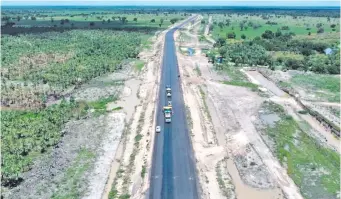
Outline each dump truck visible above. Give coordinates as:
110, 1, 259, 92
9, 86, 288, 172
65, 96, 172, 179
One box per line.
163, 106, 172, 123
166, 85, 172, 97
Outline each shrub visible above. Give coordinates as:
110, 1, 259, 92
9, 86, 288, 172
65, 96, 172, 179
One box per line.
227, 32, 236, 39
261, 30, 274, 39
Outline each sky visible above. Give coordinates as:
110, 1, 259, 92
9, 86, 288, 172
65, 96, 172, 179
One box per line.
1, 0, 340, 6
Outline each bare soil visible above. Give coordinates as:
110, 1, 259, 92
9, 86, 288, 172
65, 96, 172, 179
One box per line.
174, 17, 302, 199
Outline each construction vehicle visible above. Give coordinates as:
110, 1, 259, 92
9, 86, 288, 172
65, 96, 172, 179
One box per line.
163, 106, 172, 123
166, 85, 172, 97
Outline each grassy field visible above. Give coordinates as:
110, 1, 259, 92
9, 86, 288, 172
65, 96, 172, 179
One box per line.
290, 74, 340, 102
2, 10, 185, 29
210, 14, 340, 40
262, 101, 340, 199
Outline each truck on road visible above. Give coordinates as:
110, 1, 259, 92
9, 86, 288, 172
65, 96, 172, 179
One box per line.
163, 106, 172, 123
166, 85, 172, 97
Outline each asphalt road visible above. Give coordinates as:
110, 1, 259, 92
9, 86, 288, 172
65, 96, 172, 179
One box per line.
149, 17, 199, 199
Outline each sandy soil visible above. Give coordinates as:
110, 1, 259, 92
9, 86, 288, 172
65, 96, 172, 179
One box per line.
204, 16, 215, 44
100, 27, 168, 199
174, 17, 303, 199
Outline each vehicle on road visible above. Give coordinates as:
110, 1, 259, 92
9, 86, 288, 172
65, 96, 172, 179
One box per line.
163, 106, 172, 123
156, 126, 161, 133
168, 101, 172, 106
166, 85, 172, 97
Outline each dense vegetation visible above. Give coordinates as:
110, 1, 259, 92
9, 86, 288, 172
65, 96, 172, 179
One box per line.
1, 99, 81, 186
1, 13, 153, 187
1, 30, 145, 108
205, 13, 340, 74
1, 94, 118, 186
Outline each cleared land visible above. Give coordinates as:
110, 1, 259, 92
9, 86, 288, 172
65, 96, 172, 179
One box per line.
175, 14, 340, 199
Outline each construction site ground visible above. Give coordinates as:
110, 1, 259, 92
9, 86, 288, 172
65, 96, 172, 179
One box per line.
174, 16, 340, 199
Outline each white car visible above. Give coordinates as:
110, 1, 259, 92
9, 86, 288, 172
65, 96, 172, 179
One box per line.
156, 126, 161, 133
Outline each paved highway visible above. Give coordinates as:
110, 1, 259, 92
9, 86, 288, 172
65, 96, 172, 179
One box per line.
149, 17, 199, 199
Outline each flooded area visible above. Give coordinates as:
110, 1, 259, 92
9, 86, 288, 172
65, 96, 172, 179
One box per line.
259, 112, 281, 127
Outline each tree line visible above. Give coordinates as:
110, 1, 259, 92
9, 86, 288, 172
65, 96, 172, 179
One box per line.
214, 29, 340, 74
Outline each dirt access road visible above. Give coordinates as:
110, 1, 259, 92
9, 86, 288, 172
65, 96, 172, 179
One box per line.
174, 16, 303, 199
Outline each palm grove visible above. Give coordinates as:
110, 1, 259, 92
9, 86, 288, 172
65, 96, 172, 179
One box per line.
1, 29, 145, 185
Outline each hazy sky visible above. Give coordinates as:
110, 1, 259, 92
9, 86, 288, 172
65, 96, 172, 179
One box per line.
2, 0, 340, 6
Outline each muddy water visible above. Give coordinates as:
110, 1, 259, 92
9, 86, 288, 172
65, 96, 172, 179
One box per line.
227, 158, 284, 199
107, 78, 141, 121
259, 113, 281, 127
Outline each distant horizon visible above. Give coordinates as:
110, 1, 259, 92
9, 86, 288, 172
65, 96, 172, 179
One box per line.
2, 0, 340, 7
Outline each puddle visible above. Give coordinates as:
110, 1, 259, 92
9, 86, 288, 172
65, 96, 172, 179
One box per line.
107, 78, 141, 121
226, 158, 284, 199
259, 113, 281, 127
188, 47, 194, 56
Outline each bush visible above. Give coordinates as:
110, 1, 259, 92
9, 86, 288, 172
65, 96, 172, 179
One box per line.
261, 30, 274, 39
281, 26, 290, 30
317, 28, 324, 34
219, 43, 271, 66
241, 34, 246, 39
214, 37, 226, 47
227, 32, 236, 39
298, 110, 308, 114
284, 58, 304, 70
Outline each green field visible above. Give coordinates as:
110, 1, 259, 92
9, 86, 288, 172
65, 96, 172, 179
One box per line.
263, 101, 340, 199
210, 14, 340, 40
2, 10, 185, 29
291, 73, 340, 102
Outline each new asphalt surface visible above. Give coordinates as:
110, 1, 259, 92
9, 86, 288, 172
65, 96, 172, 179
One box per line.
149, 16, 199, 199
